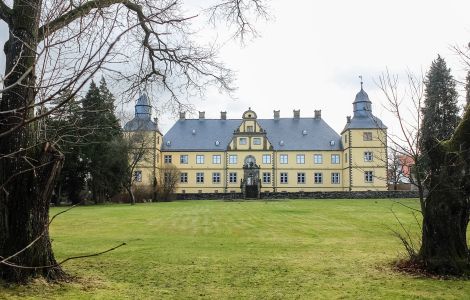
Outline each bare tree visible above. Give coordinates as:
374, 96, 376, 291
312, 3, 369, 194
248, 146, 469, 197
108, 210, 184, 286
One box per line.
0, 0, 268, 282
123, 131, 153, 205
378, 69, 470, 275
156, 163, 179, 201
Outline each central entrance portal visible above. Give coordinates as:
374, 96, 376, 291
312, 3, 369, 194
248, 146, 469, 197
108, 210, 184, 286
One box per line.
241, 155, 260, 199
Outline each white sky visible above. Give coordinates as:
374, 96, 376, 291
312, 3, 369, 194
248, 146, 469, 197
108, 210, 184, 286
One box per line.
1, 0, 470, 136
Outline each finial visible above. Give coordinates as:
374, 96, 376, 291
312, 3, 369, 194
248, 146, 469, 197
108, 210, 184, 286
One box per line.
359, 75, 363, 89
249, 107, 251, 110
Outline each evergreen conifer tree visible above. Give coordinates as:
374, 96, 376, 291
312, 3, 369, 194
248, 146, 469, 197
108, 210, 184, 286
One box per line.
417, 55, 470, 275
421, 55, 460, 145
81, 79, 127, 203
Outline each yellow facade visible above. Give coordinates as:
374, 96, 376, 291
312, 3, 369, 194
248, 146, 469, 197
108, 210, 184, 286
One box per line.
125, 87, 388, 196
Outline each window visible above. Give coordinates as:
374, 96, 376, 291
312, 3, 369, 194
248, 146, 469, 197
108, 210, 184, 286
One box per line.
180, 172, 188, 183
247, 125, 254, 132
365, 171, 374, 182
331, 154, 340, 164
314, 172, 323, 184
164, 155, 172, 164
180, 155, 188, 164
229, 155, 237, 164
280, 154, 288, 164
212, 155, 221, 164
239, 137, 247, 145
363, 132, 372, 141
296, 154, 305, 164
229, 172, 237, 183
345, 153, 348, 163
297, 172, 306, 184
262, 154, 271, 164
345, 134, 348, 143
280, 172, 288, 184
331, 172, 340, 184
196, 155, 204, 164
364, 151, 373, 162
164, 172, 171, 184
212, 172, 221, 183
196, 172, 204, 183
134, 170, 142, 182
263, 172, 271, 184
314, 154, 323, 164
253, 138, 261, 145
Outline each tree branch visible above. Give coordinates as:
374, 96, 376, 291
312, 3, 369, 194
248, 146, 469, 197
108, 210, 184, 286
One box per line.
38, 0, 130, 41
0, 0, 12, 25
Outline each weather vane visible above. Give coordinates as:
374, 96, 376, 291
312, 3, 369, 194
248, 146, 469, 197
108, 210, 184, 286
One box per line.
359, 75, 363, 89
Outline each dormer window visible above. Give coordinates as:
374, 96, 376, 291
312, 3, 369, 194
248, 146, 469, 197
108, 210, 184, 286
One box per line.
247, 125, 254, 132
215, 140, 220, 146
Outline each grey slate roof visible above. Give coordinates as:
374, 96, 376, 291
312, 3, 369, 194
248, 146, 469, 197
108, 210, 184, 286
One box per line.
123, 93, 160, 132
258, 118, 342, 150
162, 119, 242, 151
341, 88, 387, 133
124, 117, 159, 132
162, 118, 342, 151
341, 114, 387, 133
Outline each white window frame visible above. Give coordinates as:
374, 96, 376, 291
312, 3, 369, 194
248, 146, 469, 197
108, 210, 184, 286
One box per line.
180, 155, 188, 164
314, 154, 323, 164
280, 172, 288, 184
196, 172, 204, 183
262, 154, 271, 164
364, 151, 373, 162
296, 154, 305, 164
331, 154, 340, 164
331, 172, 340, 184
229, 155, 237, 164
229, 172, 237, 183
263, 172, 271, 184
297, 172, 306, 184
164, 155, 172, 164
212, 155, 221, 164
212, 172, 221, 183
365, 171, 374, 182
134, 170, 142, 182
196, 155, 204, 164
280, 154, 288, 164
314, 172, 323, 184
180, 172, 188, 183
239, 137, 247, 145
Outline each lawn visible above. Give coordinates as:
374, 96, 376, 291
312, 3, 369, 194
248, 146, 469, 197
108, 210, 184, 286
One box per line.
1, 199, 469, 299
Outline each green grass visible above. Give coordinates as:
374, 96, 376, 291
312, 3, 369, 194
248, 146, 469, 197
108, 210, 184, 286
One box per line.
1, 199, 469, 299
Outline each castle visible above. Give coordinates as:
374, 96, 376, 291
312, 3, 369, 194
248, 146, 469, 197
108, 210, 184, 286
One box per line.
123, 85, 387, 198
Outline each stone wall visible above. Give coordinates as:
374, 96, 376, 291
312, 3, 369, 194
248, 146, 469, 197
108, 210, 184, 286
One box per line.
176, 190, 419, 200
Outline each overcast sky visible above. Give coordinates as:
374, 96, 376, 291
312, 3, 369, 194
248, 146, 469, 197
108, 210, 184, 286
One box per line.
2, 0, 470, 136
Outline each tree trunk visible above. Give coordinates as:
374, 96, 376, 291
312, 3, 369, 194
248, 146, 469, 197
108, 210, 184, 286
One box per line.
419, 111, 470, 275
125, 185, 135, 205
420, 160, 470, 274
0, 1, 66, 282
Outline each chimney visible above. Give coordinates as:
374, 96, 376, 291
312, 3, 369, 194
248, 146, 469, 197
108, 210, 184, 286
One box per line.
273, 110, 280, 120
220, 111, 227, 120
293, 109, 300, 119
347, 116, 351, 123
179, 112, 186, 120
199, 111, 205, 119
314, 110, 321, 119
